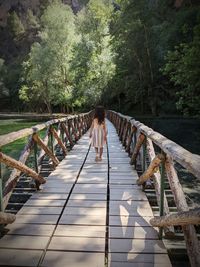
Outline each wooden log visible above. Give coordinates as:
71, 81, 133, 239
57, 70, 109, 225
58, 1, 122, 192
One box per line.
32, 133, 59, 166
84, 116, 87, 131
165, 156, 200, 267
3, 137, 33, 209
126, 126, 137, 154
50, 127, 67, 155
0, 117, 67, 148
108, 111, 200, 179
80, 116, 84, 133
86, 115, 90, 130
37, 127, 50, 167
73, 118, 79, 137
69, 119, 78, 141
137, 154, 164, 185
83, 116, 87, 130
145, 138, 175, 236
114, 113, 117, 125
108, 111, 131, 121
0, 152, 46, 190
122, 121, 129, 147
130, 133, 145, 165
0, 112, 91, 148
51, 125, 59, 150
130, 118, 200, 179
150, 208, 200, 227
119, 119, 126, 140
84, 115, 88, 131
85, 115, 89, 130
77, 116, 82, 137
117, 117, 121, 135
0, 212, 16, 224
119, 118, 124, 137
61, 122, 74, 147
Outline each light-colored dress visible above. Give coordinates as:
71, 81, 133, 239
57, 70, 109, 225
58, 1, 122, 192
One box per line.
91, 119, 106, 148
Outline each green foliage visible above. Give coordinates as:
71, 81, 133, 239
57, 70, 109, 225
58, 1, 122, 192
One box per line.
0, 58, 9, 98
104, 1, 200, 116
20, 1, 77, 113
26, 9, 39, 29
71, 0, 115, 108
163, 23, 200, 116
1, 0, 200, 116
7, 11, 25, 38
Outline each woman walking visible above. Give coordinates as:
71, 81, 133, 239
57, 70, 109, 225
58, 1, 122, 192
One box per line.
89, 106, 107, 161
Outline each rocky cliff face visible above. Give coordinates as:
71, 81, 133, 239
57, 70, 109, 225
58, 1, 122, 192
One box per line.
0, 0, 40, 27
0, 0, 80, 27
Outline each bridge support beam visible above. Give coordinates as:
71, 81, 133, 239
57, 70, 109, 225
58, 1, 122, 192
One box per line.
165, 156, 200, 267
150, 208, 200, 227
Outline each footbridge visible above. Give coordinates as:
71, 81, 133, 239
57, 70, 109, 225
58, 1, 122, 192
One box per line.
0, 111, 199, 267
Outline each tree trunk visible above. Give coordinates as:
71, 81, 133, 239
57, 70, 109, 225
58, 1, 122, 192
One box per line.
43, 79, 52, 114
46, 101, 52, 114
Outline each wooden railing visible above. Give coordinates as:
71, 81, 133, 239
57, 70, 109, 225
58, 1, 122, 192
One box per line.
107, 110, 200, 267
0, 112, 93, 224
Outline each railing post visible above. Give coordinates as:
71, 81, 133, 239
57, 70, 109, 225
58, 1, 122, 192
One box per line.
0, 155, 3, 212
159, 152, 166, 239
142, 137, 146, 173
122, 121, 129, 146
0, 154, 4, 234
50, 127, 54, 154
33, 141, 40, 190
60, 124, 65, 144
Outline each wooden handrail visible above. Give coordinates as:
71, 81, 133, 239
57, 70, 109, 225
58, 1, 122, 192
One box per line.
108, 110, 200, 267
109, 110, 200, 178
0, 112, 91, 148
0, 111, 93, 215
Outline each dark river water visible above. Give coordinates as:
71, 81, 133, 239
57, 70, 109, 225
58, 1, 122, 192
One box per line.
136, 117, 200, 155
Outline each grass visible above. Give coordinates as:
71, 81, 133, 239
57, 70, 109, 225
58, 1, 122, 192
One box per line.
0, 119, 41, 135
0, 119, 46, 184
0, 119, 43, 158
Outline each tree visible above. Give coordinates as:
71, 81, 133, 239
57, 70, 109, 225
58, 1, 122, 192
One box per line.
7, 11, 25, 39
19, 0, 76, 113
163, 22, 200, 116
104, 0, 200, 115
0, 59, 9, 98
70, 0, 115, 108
26, 9, 39, 30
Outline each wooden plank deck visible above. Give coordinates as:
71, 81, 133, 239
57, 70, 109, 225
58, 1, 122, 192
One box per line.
0, 121, 172, 267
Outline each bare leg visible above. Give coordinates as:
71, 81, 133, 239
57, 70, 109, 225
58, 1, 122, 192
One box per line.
99, 147, 103, 160
95, 147, 99, 161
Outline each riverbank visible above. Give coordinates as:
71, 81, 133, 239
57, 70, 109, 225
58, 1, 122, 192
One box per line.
0, 112, 67, 120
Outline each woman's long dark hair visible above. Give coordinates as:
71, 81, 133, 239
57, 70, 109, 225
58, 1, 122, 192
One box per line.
94, 106, 105, 124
